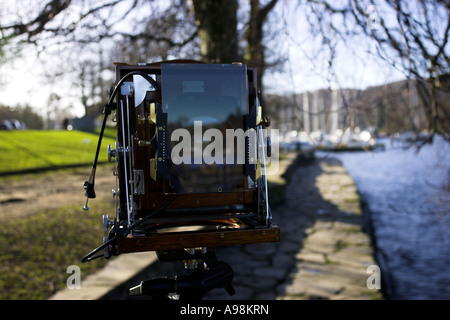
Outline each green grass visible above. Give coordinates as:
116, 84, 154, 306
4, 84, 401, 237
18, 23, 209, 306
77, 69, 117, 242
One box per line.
97, 126, 117, 141
0, 129, 118, 299
0, 130, 116, 174
0, 201, 114, 300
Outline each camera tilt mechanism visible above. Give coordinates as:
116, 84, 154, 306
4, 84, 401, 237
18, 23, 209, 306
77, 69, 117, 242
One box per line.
81, 60, 279, 299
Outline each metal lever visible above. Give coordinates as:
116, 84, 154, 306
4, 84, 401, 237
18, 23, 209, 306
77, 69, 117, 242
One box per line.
83, 172, 96, 211
83, 179, 95, 211
83, 198, 89, 211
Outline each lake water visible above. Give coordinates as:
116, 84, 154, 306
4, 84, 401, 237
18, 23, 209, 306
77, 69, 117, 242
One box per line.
319, 135, 450, 299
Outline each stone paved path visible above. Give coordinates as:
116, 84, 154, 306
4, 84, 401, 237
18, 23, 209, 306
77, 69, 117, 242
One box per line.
202, 157, 382, 300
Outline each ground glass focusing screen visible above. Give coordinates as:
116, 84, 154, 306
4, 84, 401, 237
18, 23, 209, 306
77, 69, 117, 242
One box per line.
161, 63, 250, 195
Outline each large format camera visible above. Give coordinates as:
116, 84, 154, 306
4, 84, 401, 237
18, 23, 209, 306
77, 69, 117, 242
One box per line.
82, 60, 279, 299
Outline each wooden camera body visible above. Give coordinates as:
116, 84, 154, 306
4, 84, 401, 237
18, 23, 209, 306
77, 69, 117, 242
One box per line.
84, 60, 279, 263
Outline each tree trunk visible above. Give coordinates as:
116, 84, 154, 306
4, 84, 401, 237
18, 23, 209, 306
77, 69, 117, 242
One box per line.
191, 0, 240, 63
246, 0, 278, 107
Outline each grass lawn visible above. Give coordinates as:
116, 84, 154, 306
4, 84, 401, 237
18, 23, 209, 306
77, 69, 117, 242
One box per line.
0, 129, 116, 174
0, 129, 118, 299
0, 201, 114, 300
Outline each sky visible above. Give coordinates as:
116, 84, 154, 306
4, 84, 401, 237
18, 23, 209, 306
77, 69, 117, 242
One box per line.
268, 1, 406, 94
0, 0, 408, 120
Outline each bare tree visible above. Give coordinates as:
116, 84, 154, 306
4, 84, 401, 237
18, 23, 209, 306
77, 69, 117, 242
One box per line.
0, 0, 278, 65
246, 0, 279, 90
0, 0, 282, 118
300, 0, 450, 141
191, 0, 240, 62
0, 1, 196, 60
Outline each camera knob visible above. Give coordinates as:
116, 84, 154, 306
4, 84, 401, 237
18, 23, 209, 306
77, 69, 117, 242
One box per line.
107, 144, 116, 162
103, 214, 114, 232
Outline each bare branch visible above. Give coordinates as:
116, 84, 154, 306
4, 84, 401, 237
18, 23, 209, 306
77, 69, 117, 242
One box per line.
2, 0, 72, 40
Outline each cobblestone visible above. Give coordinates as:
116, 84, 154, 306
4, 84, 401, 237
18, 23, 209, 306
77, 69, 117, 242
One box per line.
203, 156, 383, 300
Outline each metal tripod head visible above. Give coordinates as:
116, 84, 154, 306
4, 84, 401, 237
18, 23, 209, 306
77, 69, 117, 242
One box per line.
128, 249, 235, 300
